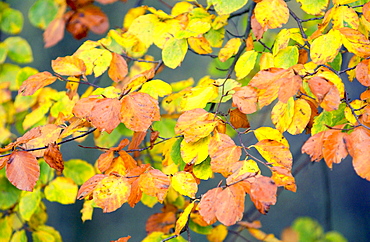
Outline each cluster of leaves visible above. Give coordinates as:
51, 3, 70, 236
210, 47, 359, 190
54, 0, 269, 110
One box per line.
1, 0, 370, 241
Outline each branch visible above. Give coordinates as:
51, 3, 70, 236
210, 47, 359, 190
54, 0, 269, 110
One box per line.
289, 8, 310, 48
344, 92, 370, 130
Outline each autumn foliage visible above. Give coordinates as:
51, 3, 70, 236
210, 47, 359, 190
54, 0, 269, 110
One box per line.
1, 0, 369, 241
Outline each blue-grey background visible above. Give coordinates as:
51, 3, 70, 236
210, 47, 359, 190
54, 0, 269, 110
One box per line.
2, 0, 370, 241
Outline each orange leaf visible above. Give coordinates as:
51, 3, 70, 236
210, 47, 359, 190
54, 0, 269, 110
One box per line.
104, 156, 127, 176
18, 71, 57, 96
15, 126, 42, 146
78, 5, 109, 35
209, 131, 241, 174
24, 124, 62, 157
97, 150, 115, 173
77, 174, 107, 200
232, 86, 258, 114
364, 2, 370, 22
6, 151, 40, 191
308, 77, 340, 111
120, 92, 160, 132
93, 176, 131, 213
52, 55, 86, 76
198, 187, 222, 225
301, 131, 325, 162
111, 236, 132, 242
251, 14, 267, 40
108, 53, 128, 83
73, 96, 100, 119
339, 27, 370, 58
278, 74, 302, 103
270, 166, 296, 192
322, 130, 349, 168
355, 59, 370, 87
215, 183, 245, 226
347, 127, 370, 180
248, 176, 277, 214
138, 169, 170, 202
43, 17, 65, 48
90, 98, 121, 133
175, 108, 220, 143
44, 143, 64, 172
146, 211, 176, 234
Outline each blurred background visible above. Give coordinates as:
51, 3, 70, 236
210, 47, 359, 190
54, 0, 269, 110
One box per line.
2, 0, 370, 241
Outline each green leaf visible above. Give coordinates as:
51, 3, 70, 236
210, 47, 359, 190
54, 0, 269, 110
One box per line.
193, 156, 213, 180
188, 219, 213, 235
208, 0, 248, 15
323, 231, 347, 242
0, 216, 12, 242
140, 79, 172, 99
16, 66, 39, 88
0, 8, 23, 34
152, 118, 176, 138
0, 63, 21, 90
38, 159, 54, 185
94, 123, 131, 148
234, 50, 258, 80
0, 42, 7, 64
328, 53, 342, 72
19, 189, 42, 221
63, 159, 95, 185
4, 37, 33, 64
29, 202, 48, 230
10, 229, 27, 242
0, 176, 22, 210
273, 46, 299, 69
171, 137, 186, 170
28, 0, 58, 29
44, 177, 78, 204
311, 103, 347, 135
292, 217, 323, 241
34, 225, 62, 242
204, 27, 225, 48
162, 38, 188, 69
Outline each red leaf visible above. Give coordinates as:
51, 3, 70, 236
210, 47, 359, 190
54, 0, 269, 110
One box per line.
6, 151, 40, 191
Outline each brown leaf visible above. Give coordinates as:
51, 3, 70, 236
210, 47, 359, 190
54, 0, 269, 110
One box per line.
138, 169, 170, 202
215, 183, 245, 226
78, 5, 109, 34
120, 92, 160, 132
229, 108, 250, 129
248, 176, 277, 214
44, 143, 64, 172
198, 187, 222, 225
232, 86, 258, 114
77, 174, 107, 200
6, 151, 40, 191
44, 17, 66, 48
18, 72, 58, 96
146, 211, 176, 234
108, 53, 128, 83
65, 11, 89, 39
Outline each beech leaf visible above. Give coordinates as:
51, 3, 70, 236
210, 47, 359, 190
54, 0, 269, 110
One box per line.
52, 56, 86, 76
18, 71, 57, 96
171, 171, 198, 198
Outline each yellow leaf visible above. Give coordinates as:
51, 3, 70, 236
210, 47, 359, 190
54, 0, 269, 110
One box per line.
332, 6, 359, 30
162, 38, 188, 69
310, 30, 342, 65
127, 14, 159, 48
175, 201, 195, 235
171, 2, 193, 16
218, 38, 241, 62
296, 0, 329, 15
347, 55, 361, 81
316, 69, 345, 98
44, 177, 78, 205
287, 99, 312, 135
171, 171, 198, 198
180, 135, 210, 165
73, 45, 111, 77
93, 176, 131, 213
259, 52, 274, 70
123, 6, 146, 29
339, 27, 370, 58
175, 108, 220, 143
80, 200, 94, 222
207, 224, 228, 242
272, 29, 291, 55
344, 99, 365, 124
51, 56, 86, 76
153, 20, 182, 49
234, 50, 258, 80
271, 97, 295, 133
188, 36, 213, 55
180, 80, 218, 111
255, 0, 289, 29
140, 79, 172, 99
226, 159, 260, 185
254, 127, 289, 147
253, 140, 293, 169
333, 0, 358, 5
